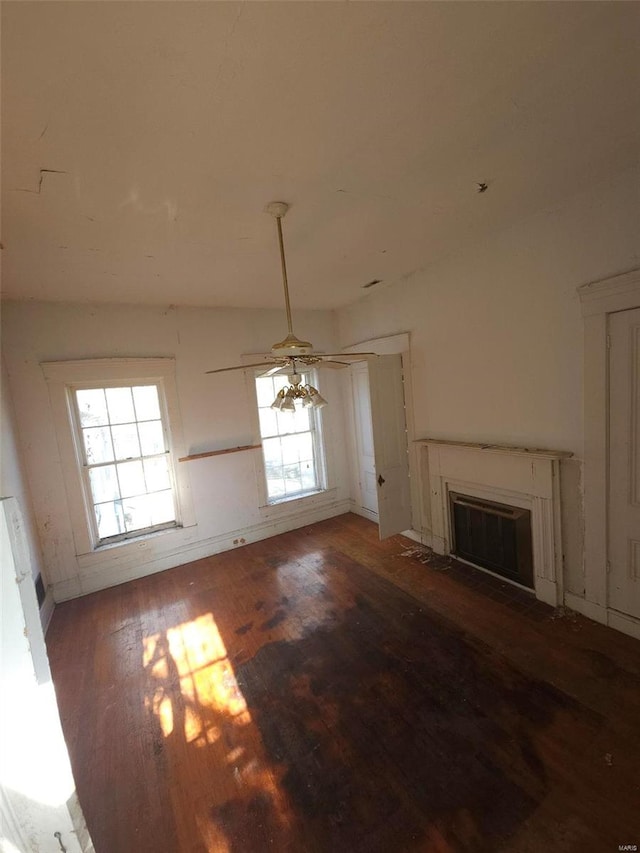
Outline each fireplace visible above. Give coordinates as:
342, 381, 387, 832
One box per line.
449, 491, 533, 588
418, 438, 573, 606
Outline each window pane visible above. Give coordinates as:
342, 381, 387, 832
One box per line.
292, 407, 311, 433
76, 388, 108, 427
149, 490, 175, 525
301, 461, 317, 490
296, 432, 314, 462
276, 406, 310, 434
95, 500, 125, 539
282, 435, 301, 465
83, 426, 114, 464
138, 420, 166, 455
111, 423, 141, 460
284, 463, 303, 495
144, 457, 171, 492
256, 376, 276, 407
117, 460, 146, 498
105, 387, 135, 424
273, 374, 290, 393
133, 385, 161, 421
89, 465, 120, 504
123, 495, 153, 531
262, 437, 282, 469
258, 407, 278, 438
266, 476, 285, 499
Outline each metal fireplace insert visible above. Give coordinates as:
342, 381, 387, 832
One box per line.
449, 491, 534, 589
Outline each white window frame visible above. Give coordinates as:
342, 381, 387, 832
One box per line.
254, 367, 328, 506
69, 381, 179, 545
242, 361, 338, 514
42, 358, 196, 556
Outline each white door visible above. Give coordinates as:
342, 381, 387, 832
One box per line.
0, 498, 94, 852
608, 307, 640, 619
351, 362, 379, 516
368, 354, 412, 539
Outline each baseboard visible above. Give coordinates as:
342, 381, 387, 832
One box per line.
52, 499, 351, 601
607, 609, 640, 641
52, 577, 83, 603
349, 502, 379, 524
400, 528, 430, 546
564, 592, 608, 625
563, 593, 640, 640
535, 576, 561, 607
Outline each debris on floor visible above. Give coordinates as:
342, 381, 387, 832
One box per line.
399, 545, 452, 571
548, 606, 581, 628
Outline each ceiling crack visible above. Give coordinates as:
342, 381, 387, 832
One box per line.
11, 168, 68, 195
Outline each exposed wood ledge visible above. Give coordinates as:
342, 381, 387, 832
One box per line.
415, 438, 573, 460
179, 444, 261, 462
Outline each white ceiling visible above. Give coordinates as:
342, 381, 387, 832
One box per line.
2, 2, 639, 311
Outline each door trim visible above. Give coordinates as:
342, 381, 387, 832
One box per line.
343, 333, 420, 535
579, 268, 640, 632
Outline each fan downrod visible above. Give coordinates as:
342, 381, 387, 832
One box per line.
265, 200, 313, 356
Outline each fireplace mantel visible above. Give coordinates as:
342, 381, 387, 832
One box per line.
417, 438, 573, 460
416, 438, 571, 606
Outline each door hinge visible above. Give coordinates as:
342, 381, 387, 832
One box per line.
606, 560, 611, 574
606, 334, 611, 350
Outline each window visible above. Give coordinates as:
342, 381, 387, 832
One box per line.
42, 358, 195, 556
71, 384, 177, 543
255, 371, 326, 503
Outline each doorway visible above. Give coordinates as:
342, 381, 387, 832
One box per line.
344, 334, 415, 541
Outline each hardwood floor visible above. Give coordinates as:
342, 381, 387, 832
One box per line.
47, 513, 640, 853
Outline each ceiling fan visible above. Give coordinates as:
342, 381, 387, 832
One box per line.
205, 201, 376, 408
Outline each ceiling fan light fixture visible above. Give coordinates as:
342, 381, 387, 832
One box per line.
270, 388, 286, 410
306, 386, 328, 409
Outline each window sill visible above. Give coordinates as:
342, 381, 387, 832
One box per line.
76, 522, 199, 569
266, 488, 326, 507
92, 522, 182, 553
258, 487, 338, 519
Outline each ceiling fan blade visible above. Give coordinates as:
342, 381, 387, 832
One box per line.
258, 364, 288, 377
315, 352, 378, 360
205, 361, 281, 375
317, 360, 352, 369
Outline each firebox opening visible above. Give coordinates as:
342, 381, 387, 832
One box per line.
449, 491, 534, 590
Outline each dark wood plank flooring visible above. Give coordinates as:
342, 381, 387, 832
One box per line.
47, 513, 640, 853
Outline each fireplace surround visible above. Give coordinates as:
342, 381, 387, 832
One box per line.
417, 439, 572, 606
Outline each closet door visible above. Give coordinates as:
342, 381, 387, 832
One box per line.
608, 307, 640, 620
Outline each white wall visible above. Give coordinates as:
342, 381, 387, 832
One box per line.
1, 302, 351, 600
337, 166, 640, 597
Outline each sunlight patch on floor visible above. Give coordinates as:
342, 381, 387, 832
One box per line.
143, 613, 250, 746
142, 612, 296, 850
